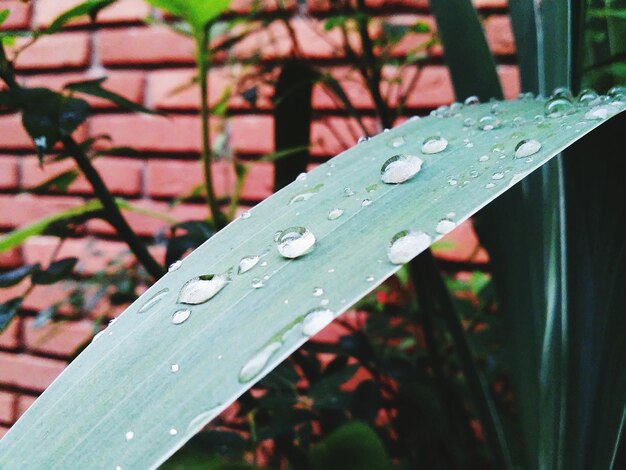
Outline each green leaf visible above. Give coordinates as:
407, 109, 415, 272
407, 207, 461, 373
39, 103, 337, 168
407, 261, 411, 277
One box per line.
64, 77, 161, 115
308, 422, 391, 470
0, 297, 22, 332
31, 258, 79, 285
46, 0, 115, 34
0, 99, 622, 468
146, 0, 231, 31
0, 264, 40, 288
0, 9, 10, 27
27, 169, 80, 193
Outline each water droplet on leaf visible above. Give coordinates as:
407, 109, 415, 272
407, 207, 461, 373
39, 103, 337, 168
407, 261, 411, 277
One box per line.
328, 208, 344, 220
464, 96, 480, 106
421, 136, 448, 154
168, 260, 182, 272
171, 309, 191, 325
387, 230, 432, 265
178, 273, 229, 305
313, 287, 324, 297
361, 199, 372, 207
302, 308, 335, 337
276, 227, 316, 259
380, 154, 424, 184
545, 97, 575, 118
238, 255, 260, 274
252, 278, 264, 289
239, 341, 282, 383
436, 219, 456, 235
514, 139, 541, 158
138, 288, 169, 314
478, 115, 501, 131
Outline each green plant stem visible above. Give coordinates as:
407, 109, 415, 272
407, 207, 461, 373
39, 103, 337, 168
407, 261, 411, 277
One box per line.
61, 136, 164, 280
196, 25, 226, 230
410, 251, 512, 470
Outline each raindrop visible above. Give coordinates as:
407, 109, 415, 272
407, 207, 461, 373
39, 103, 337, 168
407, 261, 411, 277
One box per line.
169, 428, 178, 436
260, 261, 268, 267
320, 298, 330, 306
577, 89, 599, 106
171, 309, 191, 325
302, 308, 335, 337
491, 143, 505, 154
545, 97, 575, 118
296, 172, 307, 182
170, 364, 179, 373
238, 255, 260, 274
491, 103, 503, 115
485, 182, 496, 189
358, 136, 369, 144
92, 330, 105, 342
551, 86, 573, 100
470, 170, 479, 178
168, 260, 182, 272
252, 278, 264, 289
178, 273, 229, 305
512, 116, 526, 127
380, 154, 424, 184
463, 117, 476, 127
492, 172, 505, 180
436, 219, 456, 235
534, 115, 546, 125
328, 208, 345, 220
608, 86, 625, 99
239, 341, 282, 383
464, 95, 480, 106
138, 288, 169, 314
447, 178, 458, 187
421, 136, 448, 154
514, 139, 541, 158
276, 227, 316, 259
313, 287, 324, 297
366, 275, 375, 282
125, 431, 134, 442
450, 102, 463, 113
465, 142, 474, 148
240, 211, 251, 220
289, 183, 324, 204
361, 199, 372, 207
479, 155, 490, 162
388, 136, 406, 148
328, 268, 335, 273
273, 230, 282, 242
478, 115, 501, 131
344, 187, 355, 197
388, 230, 433, 265
584, 106, 609, 120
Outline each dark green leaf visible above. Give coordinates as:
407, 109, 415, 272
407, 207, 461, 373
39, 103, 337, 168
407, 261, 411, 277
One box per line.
0, 297, 22, 332
27, 169, 79, 193
0, 263, 40, 288
324, 15, 346, 31
0, 9, 10, 27
47, 0, 115, 34
32, 257, 79, 285
64, 77, 161, 115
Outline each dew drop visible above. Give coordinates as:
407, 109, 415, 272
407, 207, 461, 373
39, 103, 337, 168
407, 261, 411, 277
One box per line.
344, 187, 355, 197
380, 154, 424, 184
545, 97, 575, 118
608, 86, 625, 100
168, 260, 182, 272
534, 115, 546, 125
447, 178, 458, 187
514, 139, 541, 158
492, 172, 505, 180
170, 364, 179, 373
240, 211, 251, 220
577, 89, 599, 106
479, 155, 490, 162
366, 275, 375, 282
260, 261, 268, 267
238, 255, 261, 274
273, 230, 282, 242
138, 288, 169, 314
512, 116, 526, 127
421, 136, 448, 154
302, 308, 335, 337
387, 230, 433, 265
328, 268, 335, 273
491, 103, 503, 115
485, 182, 496, 189
313, 287, 324, 297
470, 170, 479, 178
551, 86, 573, 100
463, 117, 476, 127
125, 431, 134, 441
169, 428, 178, 436
328, 208, 345, 220
584, 106, 610, 120
361, 199, 372, 207
171, 309, 191, 325
320, 298, 330, 306
464, 95, 480, 106
296, 172, 307, 182
276, 227, 316, 259
478, 115, 501, 131
358, 136, 369, 144
252, 278, 264, 289
289, 183, 323, 204
436, 219, 456, 235
178, 273, 229, 305
239, 341, 282, 383
388, 136, 406, 148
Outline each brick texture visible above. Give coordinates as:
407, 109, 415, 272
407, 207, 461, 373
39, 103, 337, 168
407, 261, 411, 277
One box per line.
0, 0, 515, 433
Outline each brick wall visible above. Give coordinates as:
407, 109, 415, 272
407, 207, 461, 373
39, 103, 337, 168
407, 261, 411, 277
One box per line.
0, 0, 516, 437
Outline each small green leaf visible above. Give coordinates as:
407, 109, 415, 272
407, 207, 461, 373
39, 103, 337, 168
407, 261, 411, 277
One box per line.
47, 0, 115, 34
0, 297, 22, 332
0, 9, 10, 27
32, 258, 79, 285
27, 169, 79, 193
324, 15, 346, 31
146, 0, 231, 31
64, 77, 161, 115
0, 264, 40, 288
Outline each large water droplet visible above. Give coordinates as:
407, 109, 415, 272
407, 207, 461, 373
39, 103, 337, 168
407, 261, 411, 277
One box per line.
387, 230, 432, 265
239, 341, 282, 383
584, 106, 610, 120
289, 183, 323, 204
172, 309, 191, 325
514, 139, 542, 158
551, 86, 573, 100
302, 308, 335, 337
545, 97, 575, 118
276, 227, 315, 259
361, 199, 372, 207
380, 154, 424, 184
138, 288, 169, 313
328, 208, 344, 220
436, 219, 456, 235
313, 287, 324, 297
238, 255, 260, 274
464, 95, 480, 106
577, 89, 599, 106
168, 260, 182, 272
492, 172, 505, 180
421, 136, 448, 154
178, 273, 229, 305
478, 115, 501, 131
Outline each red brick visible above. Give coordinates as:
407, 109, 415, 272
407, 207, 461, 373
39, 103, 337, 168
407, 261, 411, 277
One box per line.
145, 159, 273, 200
97, 27, 195, 66
16, 394, 36, 418
12, 32, 90, 70
484, 15, 515, 56
0, 391, 15, 424
0, 352, 66, 392
230, 115, 274, 155
499, 65, 521, 99
23, 318, 93, 356
0, 424, 8, 436
0, 156, 18, 190
311, 116, 379, 157
432, 219, 489, 264
22, 156, 143, 196
0, 316, 20, 350
148, 67, 274, 111
21, 71, 145, 110
0, 1, 31, 30
0, 247, 22, 269
0, 194, 84, 230
34, 0, 150, 28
